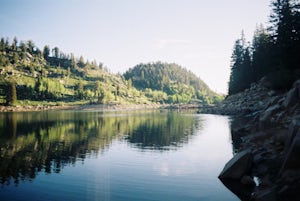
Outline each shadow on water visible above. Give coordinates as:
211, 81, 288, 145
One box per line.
0, 110, 200, 187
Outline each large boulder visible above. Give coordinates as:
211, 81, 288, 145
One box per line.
218, 150, 253, 180
259, 104, 281, 128
283, 87, 299, 108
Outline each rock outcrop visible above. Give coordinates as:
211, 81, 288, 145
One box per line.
218, 78, 300, 201
216, 79, 280, 115
219, 150, 253, 180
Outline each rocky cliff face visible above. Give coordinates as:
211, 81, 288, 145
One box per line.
218, 78, 300, 201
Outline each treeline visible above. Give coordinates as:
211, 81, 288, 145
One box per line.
0, 37, 145, 106
0, 37, 221, 106
124, 62, 222, 104
0, 37, 107, 74
229, 0, 300, 95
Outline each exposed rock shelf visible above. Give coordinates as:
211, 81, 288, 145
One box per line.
218, 79, 300, 201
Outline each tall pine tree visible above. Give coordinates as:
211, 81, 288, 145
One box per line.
228, 32, 252, 95
269, 0, 300, 70
252, 25, 272, 81
6, 81, 17, 106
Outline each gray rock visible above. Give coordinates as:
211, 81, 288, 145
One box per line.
259, 104, 281, 127
268, 90, 276, 97
283, 87, 298, 108
283, 120, 300, 153
218, 150, 253, 180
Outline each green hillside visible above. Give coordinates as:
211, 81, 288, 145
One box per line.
124, 62, 222, 104
0, 37, 221, 107
0, 37, 151, 106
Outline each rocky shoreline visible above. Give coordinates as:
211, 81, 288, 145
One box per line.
0, 105, 73, 112
0, 102, 203, 113
0, 103, 164, 113
216, 79, 300, 201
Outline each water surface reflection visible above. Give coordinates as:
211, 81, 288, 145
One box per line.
0, 110, 238, 201
0, 110, 199, 186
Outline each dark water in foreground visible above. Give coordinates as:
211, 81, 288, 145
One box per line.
0, 110, 239, 201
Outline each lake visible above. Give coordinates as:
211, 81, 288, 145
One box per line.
0, 109, 239, 201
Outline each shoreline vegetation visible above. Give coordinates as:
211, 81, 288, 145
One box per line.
0, 102, 203, 112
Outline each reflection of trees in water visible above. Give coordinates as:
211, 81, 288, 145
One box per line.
126, 112, 201, 150
0, 110, 200, 186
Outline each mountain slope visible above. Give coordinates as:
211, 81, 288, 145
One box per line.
0, 37, 222, 106
124, 62, 221, 104
0, 37, 150, 106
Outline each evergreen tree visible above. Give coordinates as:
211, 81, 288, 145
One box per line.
78, 56, 85, 68
52, 47, 60, 59
12, 37, 18, 51
77, 80, 84, 99
241, 47, 253, 89
228, 36, 245, 95
6, 81, 17, 106
19, 41, 27, 59
269, 0, 300, 70
228, 0, 300, 94
43, 45, 50, 60
0, 37, 5, 51
4, 38, 9, 53
252, 25, 272, 81
70, 53, 77, 69
12, 52, 19, 64
27, 40, 35, 54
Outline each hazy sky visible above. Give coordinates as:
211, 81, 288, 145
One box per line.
0, 0, 271, 94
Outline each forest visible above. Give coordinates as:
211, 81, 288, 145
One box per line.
124, 62, 220, 104
229, 0, 300, 95
0, 37, 221, 107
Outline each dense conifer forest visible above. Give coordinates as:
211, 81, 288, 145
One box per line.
229, 0, 300, 95
124, 62, 220, 104
0, 37, 221, 107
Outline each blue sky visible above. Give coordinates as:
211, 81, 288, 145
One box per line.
0, 0, 271, 93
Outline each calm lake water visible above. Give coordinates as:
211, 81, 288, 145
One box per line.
0, 109, 239, 201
